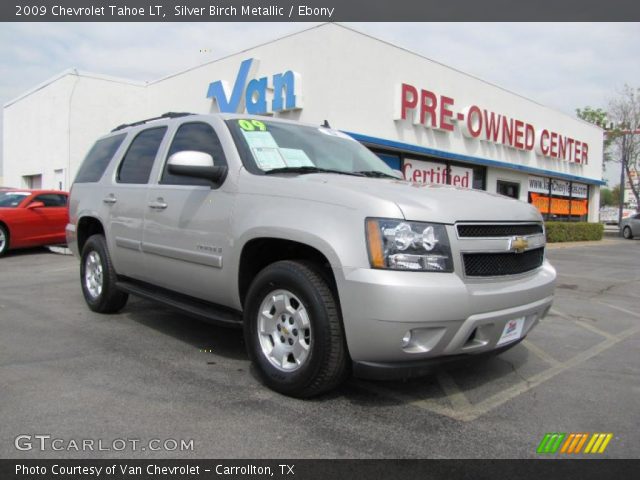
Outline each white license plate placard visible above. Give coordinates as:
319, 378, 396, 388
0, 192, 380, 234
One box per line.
497, 317, 525, 346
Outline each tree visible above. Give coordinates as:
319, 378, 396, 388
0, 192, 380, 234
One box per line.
576, 106, 608, 127
610, 185, 622, 206
606, 85, 640, 211
577, 86, 640, 212
599, 187, 614, 206
576, 106, 614, 165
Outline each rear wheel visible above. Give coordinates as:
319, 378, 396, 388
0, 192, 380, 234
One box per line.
623, 226, 633, 239
0, 225, 8, 257
244, 260, 348, 398
80, 234, 128, 313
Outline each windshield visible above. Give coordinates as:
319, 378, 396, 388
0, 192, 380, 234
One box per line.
0, 192, 30, 208
226, 119, 396, 177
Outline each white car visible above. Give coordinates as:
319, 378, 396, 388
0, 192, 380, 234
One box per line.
621, 213, 640, 239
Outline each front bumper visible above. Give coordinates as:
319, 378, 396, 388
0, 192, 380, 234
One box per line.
337, 261, 556, 378
352, 339, 525, 381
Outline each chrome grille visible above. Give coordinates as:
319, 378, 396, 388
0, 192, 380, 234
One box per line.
463, 248, 545, 277
457, 223, 543, 238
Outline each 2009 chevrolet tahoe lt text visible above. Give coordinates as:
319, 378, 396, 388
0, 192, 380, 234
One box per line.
66, 113, 556, 397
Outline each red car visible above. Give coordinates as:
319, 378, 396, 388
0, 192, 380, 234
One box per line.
0, 189, 69, 257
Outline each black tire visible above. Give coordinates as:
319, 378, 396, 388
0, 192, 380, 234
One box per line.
623, 226, 633, 239
244, 260, 349, 398
0, 224, 8, 257
80, 234, 128, 313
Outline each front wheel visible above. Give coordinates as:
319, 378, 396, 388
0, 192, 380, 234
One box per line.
244, 260, 349, 398
80, 234, 128, 313
623, 226, 633, 239
0, 224, 8, 257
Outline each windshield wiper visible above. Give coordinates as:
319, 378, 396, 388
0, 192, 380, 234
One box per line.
263, 166, 364, 176
354, 170, 398, 179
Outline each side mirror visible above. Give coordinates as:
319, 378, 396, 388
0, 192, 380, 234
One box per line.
392, 169, 404, 180
167, 151, 227, 182
27, 201, 45, 209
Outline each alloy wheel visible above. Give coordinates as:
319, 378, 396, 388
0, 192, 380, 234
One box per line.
257, 289, 312, 372
84, 251, 104, 299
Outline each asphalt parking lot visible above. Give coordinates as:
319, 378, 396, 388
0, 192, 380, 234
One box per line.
1, 239, 639, 459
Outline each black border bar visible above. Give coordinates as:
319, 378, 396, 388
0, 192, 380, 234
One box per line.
2, 459, 639, 480
3, 0, 640, 21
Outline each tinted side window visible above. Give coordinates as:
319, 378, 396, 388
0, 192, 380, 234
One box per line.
161, 122, 227, 186
75, 134, 126, 183
33, 194, 68, 207
118, 127, 167, 184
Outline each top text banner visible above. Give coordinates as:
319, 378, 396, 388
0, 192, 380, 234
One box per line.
3, 0, 640, 21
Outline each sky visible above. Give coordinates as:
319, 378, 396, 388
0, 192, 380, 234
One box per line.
1, 22, 639, 184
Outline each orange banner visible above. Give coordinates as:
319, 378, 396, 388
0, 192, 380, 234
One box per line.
531, 193, 588, 216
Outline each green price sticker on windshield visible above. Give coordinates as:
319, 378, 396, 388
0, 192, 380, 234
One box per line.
238, 119, 267, 131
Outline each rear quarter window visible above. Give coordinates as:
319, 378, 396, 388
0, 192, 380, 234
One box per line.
74, 134, 127, 183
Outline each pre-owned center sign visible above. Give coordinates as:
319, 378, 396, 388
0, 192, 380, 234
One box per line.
396, 83, 590, 165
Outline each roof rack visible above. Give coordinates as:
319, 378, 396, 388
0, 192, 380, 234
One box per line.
111, 112, 195, 132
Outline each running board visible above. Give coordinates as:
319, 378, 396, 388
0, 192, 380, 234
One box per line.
116, 278, 243, 328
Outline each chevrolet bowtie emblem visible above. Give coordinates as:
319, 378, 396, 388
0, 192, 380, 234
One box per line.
511, 236, 529, 253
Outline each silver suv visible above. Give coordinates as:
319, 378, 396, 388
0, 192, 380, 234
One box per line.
67, 112, 556, 397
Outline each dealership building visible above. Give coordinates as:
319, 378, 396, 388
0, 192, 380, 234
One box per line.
2, 23, 605, 221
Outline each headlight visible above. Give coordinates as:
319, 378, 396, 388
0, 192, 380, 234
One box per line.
366, 218, 453, 272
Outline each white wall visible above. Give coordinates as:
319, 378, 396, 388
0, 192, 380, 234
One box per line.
486, 168, 530, 202
3, 72, 145, 190
4, 75, 76, 190
66, 75, 147, 189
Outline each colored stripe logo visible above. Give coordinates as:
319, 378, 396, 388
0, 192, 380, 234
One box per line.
537, 433, 613, 454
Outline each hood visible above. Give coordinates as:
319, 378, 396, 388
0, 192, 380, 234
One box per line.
254, 173, 543, 224
244, 172, 543, 224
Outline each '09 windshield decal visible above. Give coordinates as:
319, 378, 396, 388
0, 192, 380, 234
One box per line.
238, 119, 267, 131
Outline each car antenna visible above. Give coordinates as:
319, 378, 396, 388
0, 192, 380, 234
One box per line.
322, 120, 331, 128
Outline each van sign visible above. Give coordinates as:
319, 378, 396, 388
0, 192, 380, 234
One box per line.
207, 58, 302, 115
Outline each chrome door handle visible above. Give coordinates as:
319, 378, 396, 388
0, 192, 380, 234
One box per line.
148, 201, 168, 210
103, 196, 117, 205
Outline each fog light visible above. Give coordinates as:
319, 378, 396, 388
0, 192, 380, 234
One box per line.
401, 327, 447, 353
